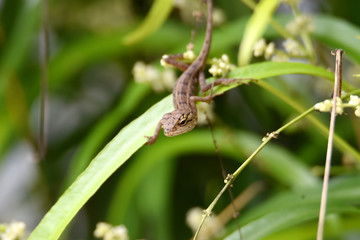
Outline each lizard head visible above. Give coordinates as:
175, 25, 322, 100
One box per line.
162, 110, 197, 137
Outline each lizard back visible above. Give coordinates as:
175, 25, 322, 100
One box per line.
172, 0, 213, 113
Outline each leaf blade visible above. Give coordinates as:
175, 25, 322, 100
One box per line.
238, 0, 280, 66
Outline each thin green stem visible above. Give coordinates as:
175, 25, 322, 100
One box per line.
276, 107, 315, 134
256, 80, 360, 162
193, 101, 315, 239
233, 136, 270, 178
193, 178, 233, 240
192, 86, 360, 238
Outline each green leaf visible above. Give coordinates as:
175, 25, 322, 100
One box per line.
238, 0, 280, 66
265, 14, 360, 64
47, 14, 360, 89
0, 1, 40, 92
29, 61, 358, 239
229, 61, 334, 81
48, 21, 189, 88
227, 204, 358, 240
28, 96, 173, 240
106, 129, 318, 225
225, 62, 360, 163
137, 159, 175, 240
61, 82, 151, 191
313, 15, 360, 64
122, 0, 173, 45
228, 61, 355, 91
213, 61, 349, 94
263, 216, 360, 240
0, 109, 13, 159
225, 175, 360, 240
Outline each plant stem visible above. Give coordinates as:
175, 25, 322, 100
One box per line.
193, 101, 315, 239
317, 49, 343, 240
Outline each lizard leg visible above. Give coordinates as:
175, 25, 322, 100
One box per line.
194, 72, 226, 102
192, 72, 217, 102
198, 71, 238, 92
198, 69, 256, 92
200, 77, 256, 92
190, 76, 215, 103
162, 54, 190, 72
145, 120, 163, 145
190, 94, 213, 103
196, 72, 256, 101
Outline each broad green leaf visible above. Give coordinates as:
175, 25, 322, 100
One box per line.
226, 203, 358, 240
225, 175, 360, 240
238, 0, 280, 66
28, 96, 173, 240
29, 61, 359, 239
263, 216, 360, 240
215, 61, 356, 94
229, 61, 333, 80
61, 82, 151, 190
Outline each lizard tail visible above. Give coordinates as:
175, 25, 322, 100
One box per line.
198, 0, 213, 67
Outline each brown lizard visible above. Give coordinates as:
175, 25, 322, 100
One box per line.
146, 0, 234, 145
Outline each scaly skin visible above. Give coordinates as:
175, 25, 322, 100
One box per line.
146, 0, 213, 145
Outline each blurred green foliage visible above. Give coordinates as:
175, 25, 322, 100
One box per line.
0, 0, 360, 239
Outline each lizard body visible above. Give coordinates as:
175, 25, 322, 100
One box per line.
146, 0, 213, 145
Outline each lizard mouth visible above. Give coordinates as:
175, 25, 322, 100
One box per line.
164, 119, 195, 137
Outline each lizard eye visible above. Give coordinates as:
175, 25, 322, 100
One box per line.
178, 115, 188, 126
